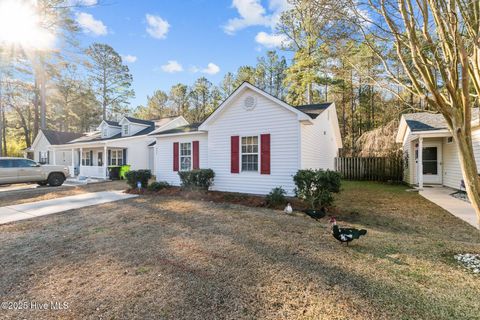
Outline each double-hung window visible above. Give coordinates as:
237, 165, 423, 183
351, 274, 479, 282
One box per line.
110, 150, 123, 166
180, 142, 192, 171
123, 125, 129, 136
241, 136, 258, 172
82, 151, 91, 166
39, 151, 48, 164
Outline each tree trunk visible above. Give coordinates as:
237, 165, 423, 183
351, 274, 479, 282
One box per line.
34, 76, 40, 137
1, 106, 6, 156
455, 129, 480, 227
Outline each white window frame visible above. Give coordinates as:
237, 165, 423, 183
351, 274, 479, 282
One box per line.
110, 149, 124, 166
180, 142, 192, 171
241, 135, 259, 172
82, 151, 92, 166
123, 124, 129, 136
39, 151, 48, 164
446, 136, 453, 144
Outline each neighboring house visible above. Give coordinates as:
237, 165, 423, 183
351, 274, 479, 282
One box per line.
29, 115, 188, 179
152, 82, 343, 195
27, 129, 84, 164
396, 111, 479, 190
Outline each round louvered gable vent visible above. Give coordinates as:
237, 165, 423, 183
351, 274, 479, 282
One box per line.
243, 95, 257, 110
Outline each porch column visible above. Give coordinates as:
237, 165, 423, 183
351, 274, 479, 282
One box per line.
103, 145, 107, 179
52, 150, 56, 165
71, 148, 75, 177
80, 147, 83, 176
418, 136, 423, 190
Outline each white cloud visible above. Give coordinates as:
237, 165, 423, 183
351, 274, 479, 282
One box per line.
146, 14, 170, 39
122, 55, 137, 63
255, 31, 289, 48
191, 62, 221, 75
223, 0, 290, 34
76, 12, 107, 36
161, 60, 183, 73
202, 63, 220, 75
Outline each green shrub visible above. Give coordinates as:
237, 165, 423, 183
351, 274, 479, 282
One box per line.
266, 187, 287, 207
293, 169, 341, 209
147, 181, 170, 191
125, 169, 152, 189
178, 169, 215, 190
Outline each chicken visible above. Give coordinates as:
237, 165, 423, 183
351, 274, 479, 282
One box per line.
329, 217, 367, 245
284, 203, 293, 214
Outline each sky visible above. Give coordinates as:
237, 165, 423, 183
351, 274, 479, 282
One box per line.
73, 0, 293, 108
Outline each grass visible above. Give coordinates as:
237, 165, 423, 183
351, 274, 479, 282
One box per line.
0, 180, 479, 319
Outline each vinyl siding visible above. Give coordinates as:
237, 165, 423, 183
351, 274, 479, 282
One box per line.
155, 133, 208, 185
402, 128, 416, 185
442, 137, 462, 189
206, 88, 299, 195
108, 136, 155, 170
300, 106, 340, 170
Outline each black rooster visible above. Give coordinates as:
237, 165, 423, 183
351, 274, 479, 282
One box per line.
329, 217, 367, 245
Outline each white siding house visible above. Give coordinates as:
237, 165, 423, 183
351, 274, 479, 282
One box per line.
30, 116, 188, 179
396, 111, 479, 190
28, 130, 84, 165
153, 82, 343, 195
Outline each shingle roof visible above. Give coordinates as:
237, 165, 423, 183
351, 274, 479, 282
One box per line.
151, 123, 202, 136
104, 120, 120, 127
295, 103, 332, 119
124, 116, 154, 126
404, 111, 480, 132
68, 126, 156, 144
42, 130, 84, 145
403, 113, 448, 131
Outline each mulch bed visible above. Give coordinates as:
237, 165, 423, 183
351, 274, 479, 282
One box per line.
127, 186, 310, 211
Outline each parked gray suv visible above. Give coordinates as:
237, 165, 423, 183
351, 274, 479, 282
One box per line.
0, 157, 70, 187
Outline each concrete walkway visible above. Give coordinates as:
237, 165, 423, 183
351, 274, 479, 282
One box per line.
420, 187, 479, 229
0, 191, 137, 225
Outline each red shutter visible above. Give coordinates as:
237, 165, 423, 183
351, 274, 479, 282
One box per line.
260, 134, 270, 174
231, 136, 239, 173
173, 142, 179, 171
193, 141, 199, 169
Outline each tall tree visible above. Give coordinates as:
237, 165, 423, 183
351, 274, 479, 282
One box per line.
278, 0, 357, 104
86, 43, 135, 120
189, 77, 212, 122
256, 51, 288, 99
134, 90, 171, 119
169, 83, 189, 116
361, 0, 480, 224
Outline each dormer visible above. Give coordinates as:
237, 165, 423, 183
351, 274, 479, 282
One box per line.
118, 116, 154, 137
98, 120, 121, 138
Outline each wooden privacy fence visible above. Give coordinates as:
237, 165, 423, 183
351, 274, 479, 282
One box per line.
335, 157, 403, 182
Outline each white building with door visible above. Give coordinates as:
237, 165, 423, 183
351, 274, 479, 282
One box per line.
396, 112, 480, 190
152, 82, 343, 195
29, 115, 188, 179
27, 130, 85, 165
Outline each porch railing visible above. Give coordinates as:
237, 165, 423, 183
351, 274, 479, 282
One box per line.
79, 165, 107, 179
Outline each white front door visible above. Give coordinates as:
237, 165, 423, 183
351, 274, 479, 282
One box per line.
416, 142, 442, 184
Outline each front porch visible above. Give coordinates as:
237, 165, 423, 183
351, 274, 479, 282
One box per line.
411, 131, 453, 190
51, 144, 127, 180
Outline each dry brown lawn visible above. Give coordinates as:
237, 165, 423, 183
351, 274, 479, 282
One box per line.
0, 181, 479, 319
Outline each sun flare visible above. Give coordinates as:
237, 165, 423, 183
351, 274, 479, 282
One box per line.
0, 0, 55, 51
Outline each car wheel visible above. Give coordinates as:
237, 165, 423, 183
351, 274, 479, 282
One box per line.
48, 173, 65, 187
37, 181, 48, 186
